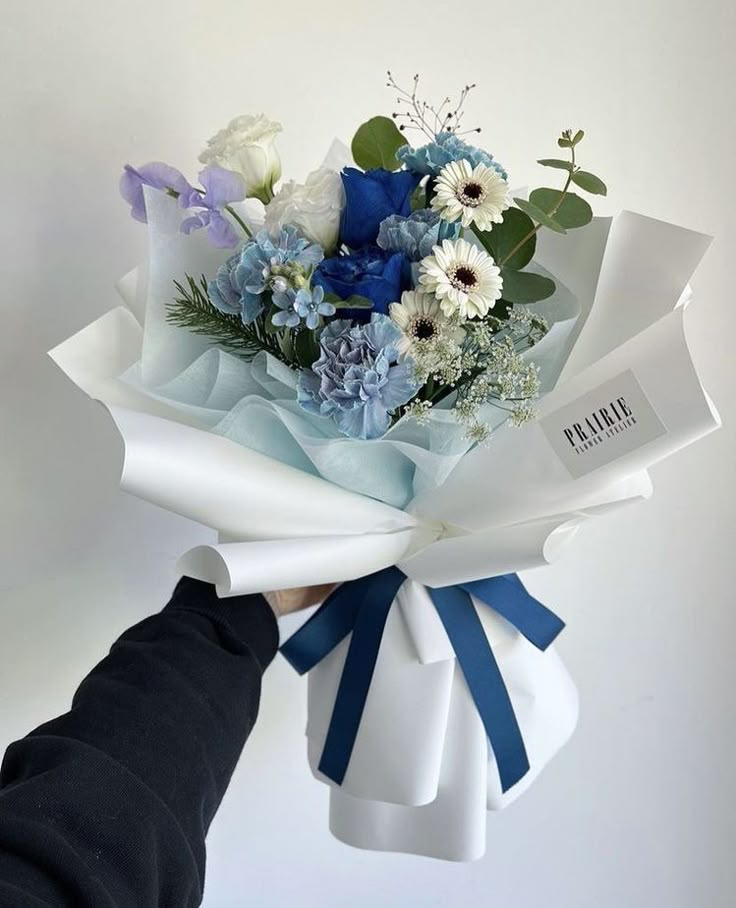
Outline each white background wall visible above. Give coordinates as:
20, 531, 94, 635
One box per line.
1, 1, 734, 905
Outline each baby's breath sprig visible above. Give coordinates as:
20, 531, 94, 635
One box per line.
387, 71, 482, 139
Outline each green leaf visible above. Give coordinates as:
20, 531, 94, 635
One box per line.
570, 170, 607, 196
572, 129, 585, 146
492, 299, 513, 321
557, 137, 572, 148
529, 188, 592, 229
537, 158, 574, 172
264, 309, 281, 335
294, 329, 319, 367
513, 197, 567, 234
500, 269, 556, 303
409, 183, 426, 211
331, 294, 374, 310
351, 116, 405, 171
475, 207, 537, 270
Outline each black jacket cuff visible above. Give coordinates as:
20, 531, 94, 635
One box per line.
165, 576, 279, 671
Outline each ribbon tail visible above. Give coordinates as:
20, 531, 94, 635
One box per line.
281, 580, 363, 675
317, 567, 406, 785
429, 585, 530, 793
461, 574, 565, 650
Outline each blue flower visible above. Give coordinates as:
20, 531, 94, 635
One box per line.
208, 226, 323, 324
313, 246, 408, 317
339, 167, 420, 249
377, 209, 459, 262
397, 132, 507, 180
297, 315, 418, 439
272, 284, 335, 330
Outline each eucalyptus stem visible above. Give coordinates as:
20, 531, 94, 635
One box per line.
498, 144, 576, 267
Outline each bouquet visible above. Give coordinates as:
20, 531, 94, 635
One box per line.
51, 74, 720, 861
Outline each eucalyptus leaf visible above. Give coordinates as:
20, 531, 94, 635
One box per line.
513, 197, 567, 234
475, 207, 536, 270
537, 158, 574, 172
351, 116, 405, 171
572, 129, 585, 145
570, 170, 608, 196
529, 188, 592, 229
500, 269, 556, 303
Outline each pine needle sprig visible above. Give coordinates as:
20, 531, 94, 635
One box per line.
166, 275, 288, 363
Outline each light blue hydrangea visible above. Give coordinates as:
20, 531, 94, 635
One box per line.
377, 209, 459, 261
208, 226, 323, 324
272, 284, 335, 330
297, 315, 418, 440
397, 132, 508, 180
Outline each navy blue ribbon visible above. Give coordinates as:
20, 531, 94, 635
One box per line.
280, 568, 564, 793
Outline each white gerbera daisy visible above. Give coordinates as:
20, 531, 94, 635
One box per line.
418, 238, 503, 319
431, 160, 510, 230
389, 290, 450, 357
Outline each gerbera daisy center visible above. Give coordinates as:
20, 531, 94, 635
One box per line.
451, 265, 479, 290
458, 181, 485, 207
411, 316, 438, 340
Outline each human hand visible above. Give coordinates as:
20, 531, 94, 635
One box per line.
263, 584, 338, 616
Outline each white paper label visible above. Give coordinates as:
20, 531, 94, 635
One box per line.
540, 370, 667, 478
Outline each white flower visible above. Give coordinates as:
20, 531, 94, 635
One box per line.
265, 168, 345, 253
199, 114, 282, 204
389, 290, 452, 357
418, 238, 503, 319
431, 159, 510, 230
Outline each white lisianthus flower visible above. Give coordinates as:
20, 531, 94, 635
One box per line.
418, 238, 503, 319
265, 168, 345, 253
431, 160, 510, 230
199, 114, 282, 204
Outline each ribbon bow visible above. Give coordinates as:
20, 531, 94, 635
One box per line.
281, 568, 564, 793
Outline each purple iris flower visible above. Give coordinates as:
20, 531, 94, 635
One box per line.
119, 162, 192, 223
179, 165, 247, 248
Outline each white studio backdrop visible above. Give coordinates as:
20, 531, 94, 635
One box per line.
0, 1, 734, 906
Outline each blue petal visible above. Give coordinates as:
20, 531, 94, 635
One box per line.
335, 398, 391, 440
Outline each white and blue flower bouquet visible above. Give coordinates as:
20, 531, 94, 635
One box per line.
51, 76, 720, 860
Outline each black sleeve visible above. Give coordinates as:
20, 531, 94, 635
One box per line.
0, 576, 279, 908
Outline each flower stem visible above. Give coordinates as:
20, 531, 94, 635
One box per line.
224, 205, 254, 239
498, 145, 576, 267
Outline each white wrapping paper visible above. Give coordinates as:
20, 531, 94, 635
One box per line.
49, 184, 719, 860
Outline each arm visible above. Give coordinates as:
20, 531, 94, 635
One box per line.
0, 576, 279, 908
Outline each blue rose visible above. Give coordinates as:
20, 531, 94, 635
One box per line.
339, 167, 420, 249
313, 246, 408, 317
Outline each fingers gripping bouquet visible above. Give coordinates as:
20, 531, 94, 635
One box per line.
52, 74, 719, 861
